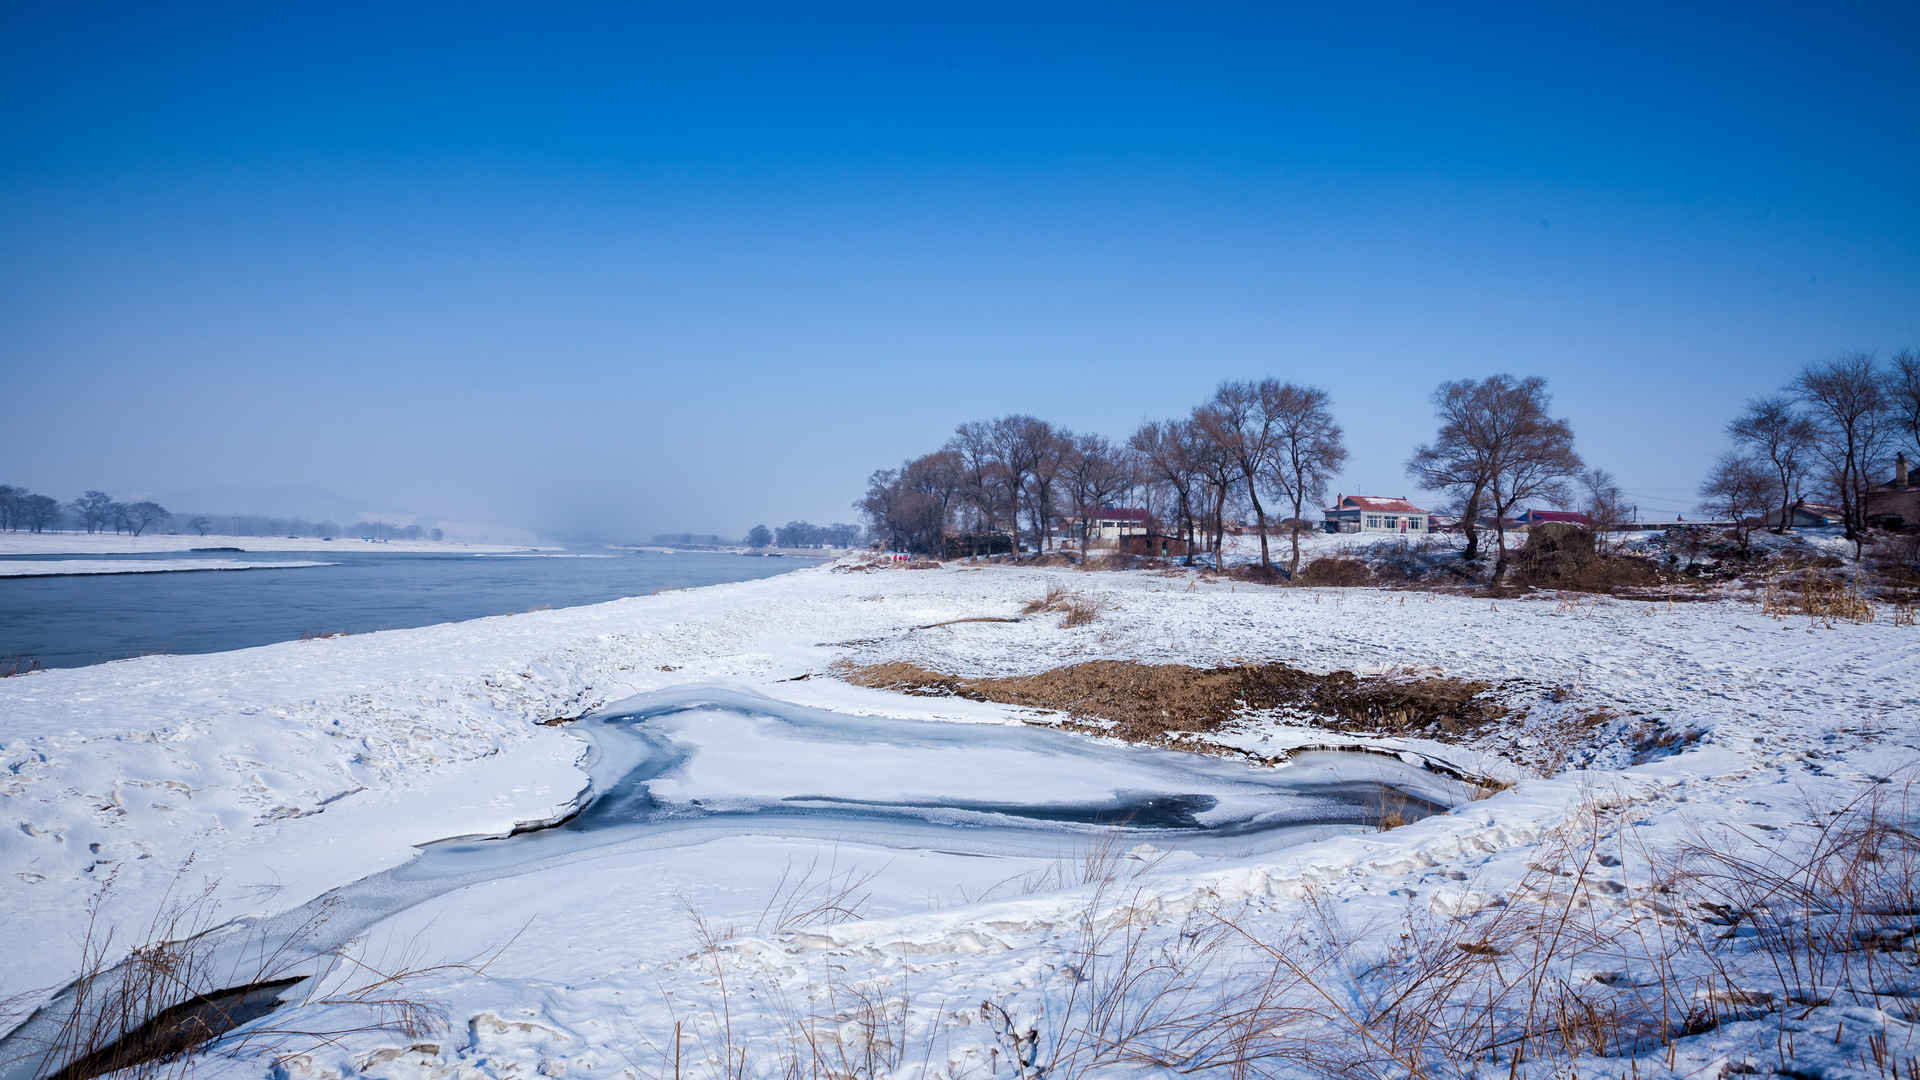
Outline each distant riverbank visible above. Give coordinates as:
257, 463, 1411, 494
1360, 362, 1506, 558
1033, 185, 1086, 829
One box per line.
0, 531, 541, 557
0, 547, 816, 669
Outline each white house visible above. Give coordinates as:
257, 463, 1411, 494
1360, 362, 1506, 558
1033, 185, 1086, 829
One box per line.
1323, 495, 1431, 535
1086, 507, 1150, 544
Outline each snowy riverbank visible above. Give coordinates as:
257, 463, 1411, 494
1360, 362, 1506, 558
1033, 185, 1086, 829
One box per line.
2, 558, 1915, 1078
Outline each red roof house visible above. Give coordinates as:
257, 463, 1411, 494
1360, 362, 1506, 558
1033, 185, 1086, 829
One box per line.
1323, 495, 1433, 535
1516, 509, 1593, 526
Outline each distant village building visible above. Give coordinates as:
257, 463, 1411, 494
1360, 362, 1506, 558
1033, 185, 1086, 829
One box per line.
1516, 509, 1592, 527
1765, 500, 1841, 529
1866, 453, 1920, 529
1087, 507, 1150, 544
1120, 532, 1192, 557
1322, 495, 1431, 535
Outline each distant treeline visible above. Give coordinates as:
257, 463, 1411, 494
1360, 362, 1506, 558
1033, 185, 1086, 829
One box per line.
744, 521, 864, 549
652, 533, 734, 547
858, 375, 1617, 582
0, 487, 171, 535
0, 485, 442, 541
862, 349, 1920, 577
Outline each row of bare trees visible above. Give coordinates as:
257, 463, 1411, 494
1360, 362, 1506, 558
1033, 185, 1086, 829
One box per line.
0, 487, 172, 535
861, 379, 1351, 575
862, 373, 1619, 584
1703, 350, 1920, 555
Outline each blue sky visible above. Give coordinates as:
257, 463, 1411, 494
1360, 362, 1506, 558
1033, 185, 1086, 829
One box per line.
2, 1, 1916, 536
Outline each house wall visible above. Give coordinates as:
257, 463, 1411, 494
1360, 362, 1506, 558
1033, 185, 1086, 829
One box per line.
1325, 511, 1427, 534
1867, 488, 1920, 528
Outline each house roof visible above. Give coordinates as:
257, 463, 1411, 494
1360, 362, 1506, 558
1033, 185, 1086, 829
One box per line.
1325, 495, 1431, 515
1097, 507, 1150, 522
1520, 509, 1591, 524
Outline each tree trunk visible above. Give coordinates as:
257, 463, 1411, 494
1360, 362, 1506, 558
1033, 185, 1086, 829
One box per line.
1461, 489, 1483, 561
1773, 461, 1792, 535
1288, 493, 1305, 578
1244, 474, 1271, 569
1213, 488, 1227, 571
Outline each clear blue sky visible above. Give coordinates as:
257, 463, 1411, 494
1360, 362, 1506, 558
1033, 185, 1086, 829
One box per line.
3, 1, 1916, 536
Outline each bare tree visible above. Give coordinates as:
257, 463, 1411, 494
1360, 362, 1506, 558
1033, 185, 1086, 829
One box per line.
125, 501, 170, 536
947, 421, 1002, 557
1061, 434, 1136, 556
189, 516, 212, 536
1797, 353, 1887, 551
73, 490, 114, 534
1259, 383, 1347, 578
1889, 348, 1920, 454
1699, 453, 1772, 556
1408, 375, 1580, 580
1024, 426, 1069, 551
1193, 380, 1286, 570
902, 449, 963, 557
1728, 396, 1818, 534
1407, 382, 1497, 563
24, 494, 59, 533
1129, 419, 1203, 565
1188, 413, 1243, 572
990, 415, 1050, 553
1577, 467, 1629, 552
1484, 399, 1581, 582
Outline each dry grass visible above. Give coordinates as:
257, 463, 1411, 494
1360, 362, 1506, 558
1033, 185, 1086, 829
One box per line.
1017, 584, 1104, 628
836, 658, 1505, 744
1762, 572, 1876, 626
0, 868, 509, 1080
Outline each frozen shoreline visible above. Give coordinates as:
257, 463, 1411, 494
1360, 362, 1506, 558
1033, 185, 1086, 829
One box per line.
2, 557, 1914, 1077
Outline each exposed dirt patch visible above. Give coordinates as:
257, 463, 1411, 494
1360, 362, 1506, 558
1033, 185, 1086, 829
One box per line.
1298, 557, 1373, 587
834, 659, 1507, 744
1508, 524, 1663, 593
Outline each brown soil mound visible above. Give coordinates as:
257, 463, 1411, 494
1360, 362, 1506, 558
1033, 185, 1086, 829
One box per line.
837, 659, 1505, 743
1298, 558, 1373, 587
1510, 523, 1661, 592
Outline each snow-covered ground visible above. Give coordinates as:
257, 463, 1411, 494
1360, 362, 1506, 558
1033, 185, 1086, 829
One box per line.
0, 559, 334, 577
1, 557, 1914, 1078
0, 532, 542, 556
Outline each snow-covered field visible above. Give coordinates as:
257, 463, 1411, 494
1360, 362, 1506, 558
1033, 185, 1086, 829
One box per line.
0, 559, 334, 577
0, 533, 540, 556
1, 557, 1914, 1078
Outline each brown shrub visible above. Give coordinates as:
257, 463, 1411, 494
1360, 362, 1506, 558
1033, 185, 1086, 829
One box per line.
1020, 584, 1103, 627
1060, 597, 1102, 627
835, 659, 1505, 743
1509, 523, 1662, 593
1299, 558, 1373, 587
1225, 563, 1292, 585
